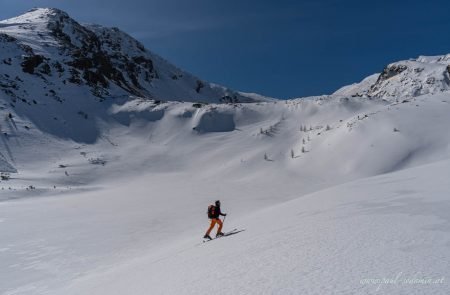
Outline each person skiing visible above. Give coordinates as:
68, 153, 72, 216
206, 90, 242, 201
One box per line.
204, 200, 227, 240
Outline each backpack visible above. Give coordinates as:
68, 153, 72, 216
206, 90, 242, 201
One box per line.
207, 205, 216, 219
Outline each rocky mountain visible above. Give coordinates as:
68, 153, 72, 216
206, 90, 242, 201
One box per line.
0, 8, 264, 104
334, 54, 450, 101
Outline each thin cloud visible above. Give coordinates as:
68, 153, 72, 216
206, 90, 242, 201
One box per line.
129, 7, 303, 40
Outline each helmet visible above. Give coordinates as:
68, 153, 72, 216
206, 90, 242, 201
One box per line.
215, 200, 221, 206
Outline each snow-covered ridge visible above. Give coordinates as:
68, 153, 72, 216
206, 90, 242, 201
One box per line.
334, 55, 450, 101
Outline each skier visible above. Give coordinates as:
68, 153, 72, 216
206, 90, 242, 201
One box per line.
204, 200, 227, 240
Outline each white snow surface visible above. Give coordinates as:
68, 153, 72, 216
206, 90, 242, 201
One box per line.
0, 7, 450, 295
58, 159, 450, 295
333, 73, 379, 97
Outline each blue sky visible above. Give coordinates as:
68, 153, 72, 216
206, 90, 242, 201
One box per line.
1, 0, 450, 98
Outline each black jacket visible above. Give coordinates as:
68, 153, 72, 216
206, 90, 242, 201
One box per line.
211, 205, 226, 219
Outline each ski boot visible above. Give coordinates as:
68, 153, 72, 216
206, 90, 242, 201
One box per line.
203, 234, 212, 240
216, 232, 224, 238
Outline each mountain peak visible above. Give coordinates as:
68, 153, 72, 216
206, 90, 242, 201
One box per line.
1, 8, 71, 25
28, 7, 69, 17
0, 7, 93, 57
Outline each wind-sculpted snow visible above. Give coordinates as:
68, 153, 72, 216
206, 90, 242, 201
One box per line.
193, 109, 236, 133
109, 99, 166, 126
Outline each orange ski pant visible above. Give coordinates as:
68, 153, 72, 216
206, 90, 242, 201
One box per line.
205, 218, 223, 236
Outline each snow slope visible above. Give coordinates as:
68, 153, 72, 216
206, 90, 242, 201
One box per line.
1, 156, 449, 295
61, 159, 450, 295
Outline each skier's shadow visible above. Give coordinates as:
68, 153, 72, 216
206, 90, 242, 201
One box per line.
224, 229, 246, 237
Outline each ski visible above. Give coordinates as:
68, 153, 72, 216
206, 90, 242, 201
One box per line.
202, 228, 236, 242
202, 228, 245, 243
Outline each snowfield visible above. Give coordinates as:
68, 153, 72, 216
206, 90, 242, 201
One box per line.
59, 159, 450, 295
0, 7, 450, 295
1, 157, 450, 295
